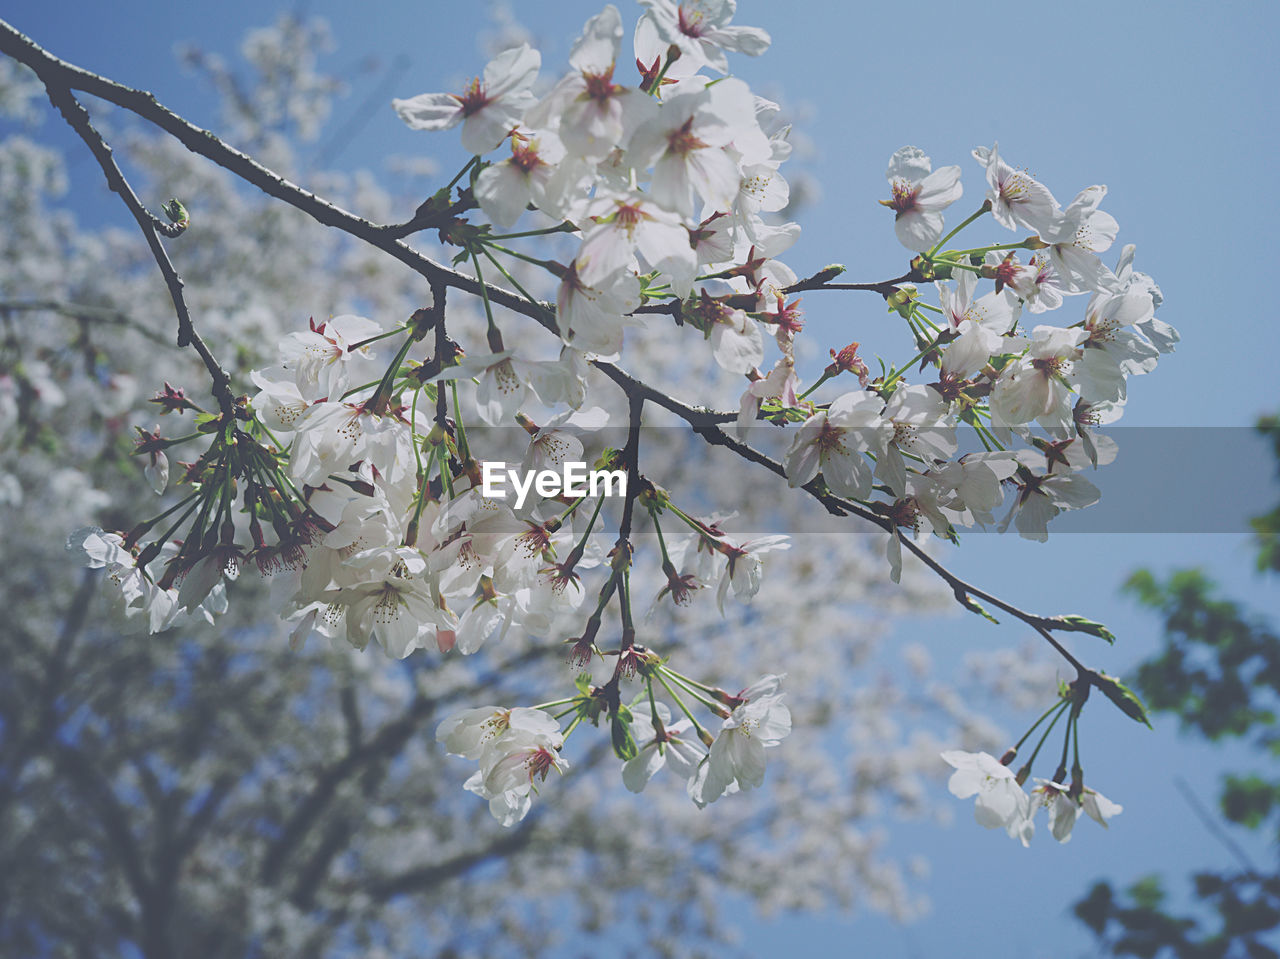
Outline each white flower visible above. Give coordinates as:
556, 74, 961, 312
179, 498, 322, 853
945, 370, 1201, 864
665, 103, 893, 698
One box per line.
881, 146, 962, 252
469, 727, 569, 827
627, 79, 760, 218
437, 706, 562, 760
526, 5, 655, 161
473, 130, 567, 228
1032, 780, 1081, 842
288, 402, 416, 487
277, 314, 384, 403
714, 534, 789, 613
692, 675, 790, 805
621, 700, 706, 793
783, 389, 884, 499
876, 384, 957, 498
638, 0, 771, 74
1041, 185, 1122, 294
555, 260, 643, 354
998, 461, 1101, 542
972, 143, 1058, 236
250, 367, 308, 433
329, 546, 445, 658
941, 750, 1034, 846
393, 44, 540, 156
577, 188, 696, 294
990, 325, 1087, 427
1082, 786, 1123, 828
1075, 289, 1161, 404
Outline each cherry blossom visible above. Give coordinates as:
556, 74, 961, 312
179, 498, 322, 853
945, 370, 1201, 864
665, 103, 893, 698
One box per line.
941, 750, 1034, 846
881, 146, 963, 252
393, 44, 540, 156
638, 0, 771, 74
972, 142, 1058, 236
692, 674, 791, 805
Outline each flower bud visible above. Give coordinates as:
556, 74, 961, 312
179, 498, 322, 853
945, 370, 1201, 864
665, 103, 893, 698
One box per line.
885, 285, 918, 318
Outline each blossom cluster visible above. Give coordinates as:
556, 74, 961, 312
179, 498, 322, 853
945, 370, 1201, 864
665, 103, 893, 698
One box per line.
786, 145, 1177, 582
61, 0, 1174, 831
942, 750, 1122, 846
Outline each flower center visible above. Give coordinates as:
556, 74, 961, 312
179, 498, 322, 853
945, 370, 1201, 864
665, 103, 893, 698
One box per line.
667, 117, 708, 157
457, 77, 490, 116
582, 67, 620, 103
814, 420, 847, 455
677, 5, 707, 37
887, 177, 918, 214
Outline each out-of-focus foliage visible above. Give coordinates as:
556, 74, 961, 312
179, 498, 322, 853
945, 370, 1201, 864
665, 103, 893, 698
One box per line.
1075, 416, 1280, 959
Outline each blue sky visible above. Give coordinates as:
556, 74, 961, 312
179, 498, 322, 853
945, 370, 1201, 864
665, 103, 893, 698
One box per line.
4, 0, 1278, 955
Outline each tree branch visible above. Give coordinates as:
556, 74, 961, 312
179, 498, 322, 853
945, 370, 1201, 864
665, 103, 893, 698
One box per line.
30, 78, 235, 418
0, 300, 173, 347
0, 18, 1113, 679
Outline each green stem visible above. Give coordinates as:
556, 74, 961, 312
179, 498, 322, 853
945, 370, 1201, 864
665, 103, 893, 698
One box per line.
446, 156, 479, 191
532, 696, 581, 711
571, 495, 607, 556
796, 370, 834, 401
483, 241, 559, 271
450, 381, 470, 461
619, 568, 634, 633
562, 715, 584, 740
152, 496, 203, 553
910, 305, 941, 334
478, 244, 556, 323
369, 333, 417, 414
340, 377, 382, 401
437, 442, 455, 499
1025, 700, 1069, 772
647, 49, 679, 95
650, 509, 673, 566
933, 259, 984, 275
659, 666, 724, 713
1015, 699, 1070, 752
646, 677, 665, 737
487, 222, 577, 241
654, 669, 713, 743
926, 200, 991, 258
349, 324, 409, 352
944, 241, 1030, 258
882, 341, 938, 389
467, 243, 503, 353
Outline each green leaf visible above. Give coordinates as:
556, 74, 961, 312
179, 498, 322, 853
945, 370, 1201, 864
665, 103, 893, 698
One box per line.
1057, 614, 1117, 645
956, 589, 998, 624
611, 704, 637, 761
1095, 672, 1153, 728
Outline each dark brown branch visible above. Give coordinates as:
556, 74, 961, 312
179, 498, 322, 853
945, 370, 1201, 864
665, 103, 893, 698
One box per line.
594, 360, 1107, 677
784, 265, 925, 298
0, 22, 552, 334
0, 18, 1111, 678
31, 78, 236, 418
616, 392, 644, 546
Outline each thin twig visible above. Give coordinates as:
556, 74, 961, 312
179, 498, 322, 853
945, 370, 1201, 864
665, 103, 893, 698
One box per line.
1173, 775, 1259, 875
33, 78, 235, 418
0, 299, 172, 347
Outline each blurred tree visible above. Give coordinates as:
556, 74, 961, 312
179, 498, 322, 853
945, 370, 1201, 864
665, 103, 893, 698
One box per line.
1075, 415, 1280, 958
